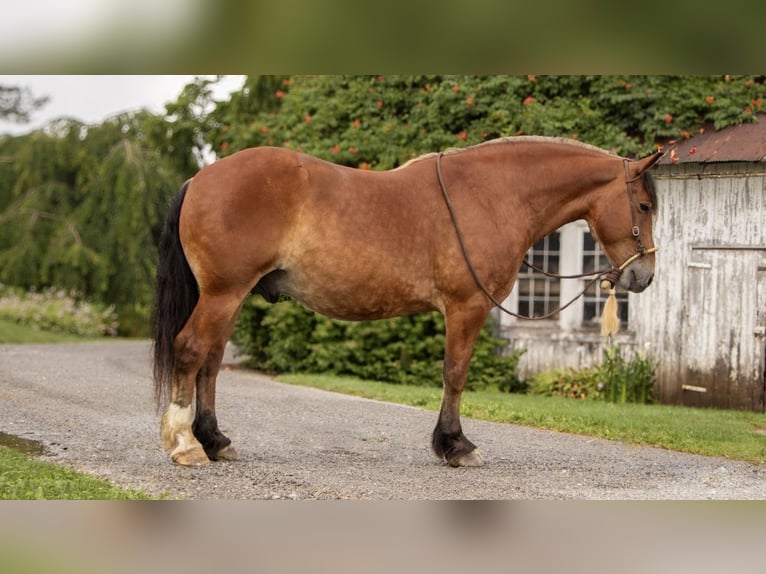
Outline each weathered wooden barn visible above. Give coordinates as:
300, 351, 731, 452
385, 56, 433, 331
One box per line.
496, 118, 766, 411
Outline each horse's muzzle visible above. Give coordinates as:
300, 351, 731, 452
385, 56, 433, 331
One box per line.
622, 269, 654, 293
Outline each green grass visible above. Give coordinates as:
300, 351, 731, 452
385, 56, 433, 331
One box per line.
0, 318, 86, 343
279, 373, 766, 463
0, 445, 152, 500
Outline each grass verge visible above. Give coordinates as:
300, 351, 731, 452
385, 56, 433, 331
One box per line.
278, 373, 766, 463
0, 446, 151, 500
0, 319, 86, 344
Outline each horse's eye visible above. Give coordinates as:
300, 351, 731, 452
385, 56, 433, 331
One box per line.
638, 202, 652, 213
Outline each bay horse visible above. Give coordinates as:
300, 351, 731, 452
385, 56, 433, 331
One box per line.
152, 136, 661, 467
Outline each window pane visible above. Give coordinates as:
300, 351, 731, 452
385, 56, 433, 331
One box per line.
582, 231, 629, 325
517, 232, 561, 319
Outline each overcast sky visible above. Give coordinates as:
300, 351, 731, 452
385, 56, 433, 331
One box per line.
0, 75, 245, 135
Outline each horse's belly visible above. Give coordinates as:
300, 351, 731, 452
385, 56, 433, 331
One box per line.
275, 267, 436, 321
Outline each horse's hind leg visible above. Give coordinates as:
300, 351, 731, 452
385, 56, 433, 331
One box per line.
160, 292, 243, 466
192, 305, 243, 461
432, 301, 489, 467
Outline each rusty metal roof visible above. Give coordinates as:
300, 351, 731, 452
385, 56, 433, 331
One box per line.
659, 114, 766, 164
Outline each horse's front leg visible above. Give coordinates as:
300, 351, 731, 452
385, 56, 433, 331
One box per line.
432, 301, 490, 467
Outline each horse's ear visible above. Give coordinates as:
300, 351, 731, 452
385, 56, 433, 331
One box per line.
633, 151, 664, 174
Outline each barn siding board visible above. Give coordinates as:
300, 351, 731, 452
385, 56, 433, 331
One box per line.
501, 327, 639, 380
632, 162, 766, 410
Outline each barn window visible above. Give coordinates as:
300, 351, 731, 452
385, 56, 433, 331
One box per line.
517, 232, 561, 319
582, 233, 629, 325
500, 223, 632, 331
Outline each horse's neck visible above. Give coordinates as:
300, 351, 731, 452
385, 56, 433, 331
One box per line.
525, 179, 591, 240
459, 144, 614, 242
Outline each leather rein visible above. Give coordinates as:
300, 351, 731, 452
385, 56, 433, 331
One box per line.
435, 152, 657, 321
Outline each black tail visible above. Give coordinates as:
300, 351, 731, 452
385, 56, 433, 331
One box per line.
152, 180, 198, 409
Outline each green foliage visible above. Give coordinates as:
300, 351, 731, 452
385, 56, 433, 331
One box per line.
232, 297, 525, 391
0, 84, 49, 123
0, 284, 117, 337
0, 318, 85, 343
0, 113, 186, 333
600, 345, 656, 404
207, 75, 766, 164
156, 76, 226, 174
528, 345, 655, 404
528, 366, 603, 401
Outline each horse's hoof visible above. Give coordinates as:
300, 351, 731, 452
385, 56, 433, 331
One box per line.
216, 444, 239, 461
172, 446, 210, 466
448, 449, 485, 468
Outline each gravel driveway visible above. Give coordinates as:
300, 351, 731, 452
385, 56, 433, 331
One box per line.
1, 340, 764, 499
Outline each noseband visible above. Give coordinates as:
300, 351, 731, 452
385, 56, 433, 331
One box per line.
435, 153, 657, 334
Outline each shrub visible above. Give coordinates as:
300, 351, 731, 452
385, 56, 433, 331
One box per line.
528, 345, 655, 404
600, 345, 656, 404
0, 284, 118, 337
232, 297, 524, 391
528, 366, 603, 400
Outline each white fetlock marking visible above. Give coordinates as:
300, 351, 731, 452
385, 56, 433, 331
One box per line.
160, 403, 202, 455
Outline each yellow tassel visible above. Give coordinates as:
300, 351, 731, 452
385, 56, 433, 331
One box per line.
600, 279, 620, 338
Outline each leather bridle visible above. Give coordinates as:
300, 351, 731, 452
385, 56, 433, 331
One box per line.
597, 159, 658, 290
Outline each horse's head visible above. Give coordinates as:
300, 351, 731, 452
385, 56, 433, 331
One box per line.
587, 151, 663, 293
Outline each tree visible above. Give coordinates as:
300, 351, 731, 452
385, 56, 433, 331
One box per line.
0, 122, 85, 288
150, 76, 221, 174
0, 85, 49, 123
205, 75, 289, 158
0, 112, 184, 334
205, 75, 766, 164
